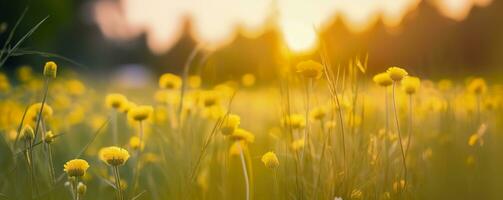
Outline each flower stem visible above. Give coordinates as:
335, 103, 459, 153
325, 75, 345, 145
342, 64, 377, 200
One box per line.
133, 121, 144, 190
112, 110, 118, 145
392, 83, 408, 192
238, 143, 250, 200
405, 95, 413, 158
113, 166, 124, 200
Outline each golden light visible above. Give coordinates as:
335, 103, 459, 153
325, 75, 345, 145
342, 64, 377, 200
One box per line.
92, 0, 493, 53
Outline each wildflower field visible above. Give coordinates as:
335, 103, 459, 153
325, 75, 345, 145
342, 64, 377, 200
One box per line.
1, 1, 503, 200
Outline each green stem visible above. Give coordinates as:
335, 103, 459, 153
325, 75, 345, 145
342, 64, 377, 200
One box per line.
33, 77, 49, 145
238, 143, 250, 200
41, 119, 56, 184
392, 83, 407, 192
133, 121, 144, 190
112, 110, 118, 145
113, 166, 124, 200
405, 95, 413, 158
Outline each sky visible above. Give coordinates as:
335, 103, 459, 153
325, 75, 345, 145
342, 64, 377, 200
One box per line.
92, 0, 492, 53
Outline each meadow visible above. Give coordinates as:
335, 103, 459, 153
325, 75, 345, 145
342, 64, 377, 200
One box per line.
0, 53, 502, 200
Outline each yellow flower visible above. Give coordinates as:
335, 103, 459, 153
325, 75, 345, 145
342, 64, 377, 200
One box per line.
229, 141, 244, 156
120, 101, 137, 114
129, 136, 144, 150
291, 138, 305, 151
401, 76, 420, 95
99, 146, 130, 166
77, 182, 87, 196
128, 105, 153, 121
27, 103, 53, 121
66, 79, 86, 96
17, 65, 33, 82
19, 125, 35, 141
43, 61, 58, 78
44, 131, 55, 144
189, 75, 202, 89
386, 67, 408, 81
261, 151, 279, 169
467, 78, 487, 95
229, 128, 255, 143
105, 93, 128, 110
296, 60, 323, 79
468, 134, 481, 146
437, 79, 452, 92
63, 159, 89, 177
159, 73, 182, 90
241, 73, 256, 87
0, 73, 11, 92
221, 114, 240, 135
199, 90, 219, 107
373, 72, 392, 87
310, 107, 327, 121
282, 114, 305, 130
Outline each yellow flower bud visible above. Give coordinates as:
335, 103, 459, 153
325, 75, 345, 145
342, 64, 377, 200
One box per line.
221, 114, 240, 135
44, 131, 55, 144
43, 61, 58, 78
77, 182, 87, 196
261, 151, 279, 169
20, 125, 35, 142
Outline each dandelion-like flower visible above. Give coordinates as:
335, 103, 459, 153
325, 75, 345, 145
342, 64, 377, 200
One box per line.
99, 146, 130, 166
159, 73, 182, 90
63, 159, 89, 177
66, 79, 86, 96
296, 60, 323, 79
282, 114, 306, 130
43, 61, 58, 78
17, 65, 33, 82
386, 67, 408, 81
27, 102, 53, 121
401, 76, 420, 95
437, 79, 452, 92
199, 90, 219, 107
291, 138, 305, 151
221, 114, 240, 135
468, 78, 487, 95
44, 131, 55, 144
229, 128, 255, 143
189, 75, 202, 89
129, 136, 144, 150
128, 105, 153, 121
105, 93, 128, 110
310, 107, 327, 121
19, 125, 35, 141
372, 72, 392, 87
261, 151, 279, 169
120, 101, 137, 114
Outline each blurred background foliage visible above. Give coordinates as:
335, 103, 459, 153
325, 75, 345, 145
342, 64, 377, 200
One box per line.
1, 0, 502, 81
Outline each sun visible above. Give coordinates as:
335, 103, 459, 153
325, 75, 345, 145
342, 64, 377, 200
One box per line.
280, 20, 318, 53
